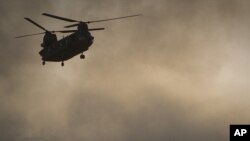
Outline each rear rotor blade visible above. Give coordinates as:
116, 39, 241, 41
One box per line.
88, 28, 105, 31
54, 28, 104, 32
55, 28, 104, 32
86, 14, 142, 23
64, 14, 142, 28
15, 32, 45, 38
42, 13, 79, 22
24, 18, 47, 31
53, 30, 77, 33
64, 23, 81, 28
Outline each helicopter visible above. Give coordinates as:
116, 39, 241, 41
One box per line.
16, 13, 142, 66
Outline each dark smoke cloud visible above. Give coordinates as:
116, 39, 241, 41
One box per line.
1, 0, 250, 141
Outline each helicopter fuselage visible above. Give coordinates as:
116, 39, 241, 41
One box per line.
39, 31, 94, 62
16, 13, 140, 66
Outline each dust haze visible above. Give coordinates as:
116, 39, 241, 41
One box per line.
1, 0, 250, 141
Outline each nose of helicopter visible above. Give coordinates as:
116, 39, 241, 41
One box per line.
90, 35, 94, 40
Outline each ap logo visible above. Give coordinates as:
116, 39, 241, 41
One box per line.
234, 129, 247, 136
230, 125, 250, 141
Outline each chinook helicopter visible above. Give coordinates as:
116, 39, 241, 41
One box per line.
16, 13, 141, 66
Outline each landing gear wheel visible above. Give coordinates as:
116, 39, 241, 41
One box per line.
42, 61, 45, 65
80, 54, 85, 59
61, 62, 64, 67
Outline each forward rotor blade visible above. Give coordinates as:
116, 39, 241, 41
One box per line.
24, 18, 47, 31
42, 13, 79, 22
88, 28, 105, 31
15, 29, 77, 38
15, 32, 45, 38
86, 14, 142, 23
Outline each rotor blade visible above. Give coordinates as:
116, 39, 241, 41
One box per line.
42, 13, 79, 22
24, 18, 47, 31
64, 14, 142, 28
53, 30, 77, 33
88, 28, 105, 31
64, 23, 80, 28
86, 14, 142, 23
15, 29, 77, 38
15, 32, 45, 38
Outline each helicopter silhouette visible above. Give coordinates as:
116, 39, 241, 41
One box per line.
16, 13, 141, 66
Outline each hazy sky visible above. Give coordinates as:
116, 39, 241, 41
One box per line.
1, 0, 250, 141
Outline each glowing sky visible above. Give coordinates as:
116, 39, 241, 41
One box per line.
1, 0, 250, 141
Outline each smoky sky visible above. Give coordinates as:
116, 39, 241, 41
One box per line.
1, 0, 250, 141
